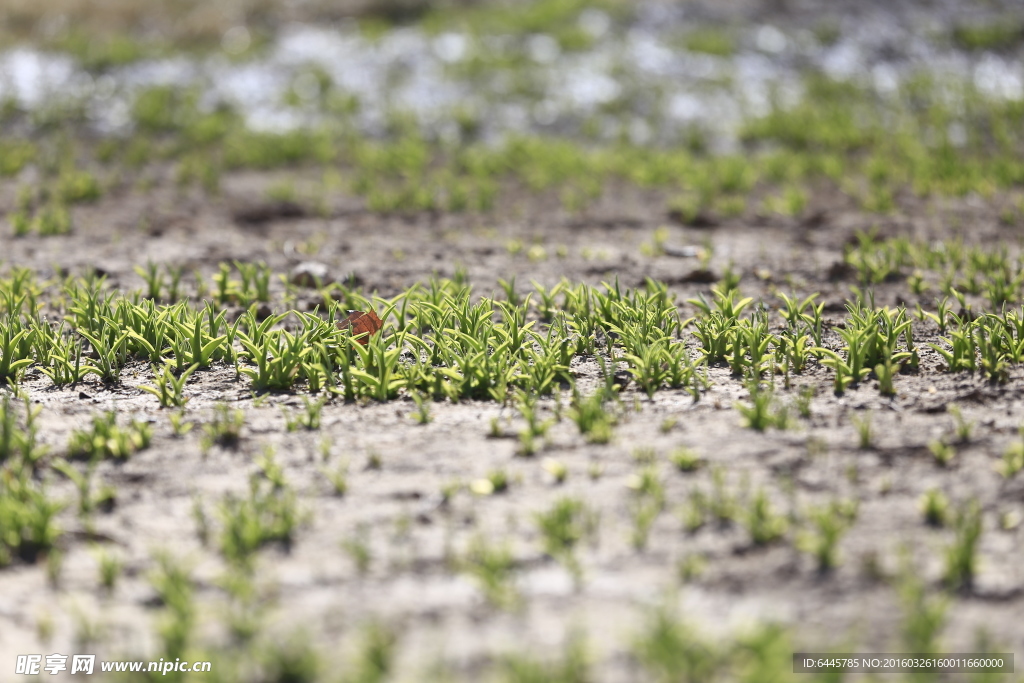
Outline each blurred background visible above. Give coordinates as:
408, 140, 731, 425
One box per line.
3, 0, 1022, 151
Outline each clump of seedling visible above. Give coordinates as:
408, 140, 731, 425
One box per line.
852, 412, 873, 450
462, 535, 518, 609
669, 447, 702, 472
218, 475, 301, 570
0, 317, 35, 385
149, 552, 195, 659
52, 458, 116, 528
742, 488, 788, 546
568, 390, 616, 444
201, 403, 245, 452
284, 396, 325, 431
735, 384, 790, 431
0, 396, 47, 466
947, 405, 974, 443
516, 391, 553, 456
470, 469, 510, 496
409, 391, 431, 424
626, 467, 665, 551
95, 548, 123, 593
342, 525, 372, 575
943, 500, 982, 592
920, 488, 950, 527
322, 459, 349, 496
794, 385, 815, 418
928, 438, 957, 467
502, 632, 589, 683
542, 458, 568, 484
140, 363, 197, 408
899, 569, 948, 657
169, 410, 192, 437
534, 497, 596, 584
998, 431, 1024, 478
677, 554, 707, 583
798, 499, 858, 572
67, 412, 152, 461
0, 466, 64, 565
632, 607, 720, 682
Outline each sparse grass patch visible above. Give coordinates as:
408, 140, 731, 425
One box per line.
201, 403, 245, 453
943, 500, 982, 592
798, 499, 858, 572
462, 535, 518, 609
67, 412, 152, 461
535, 497, 595, 583
219, 477, 301, 570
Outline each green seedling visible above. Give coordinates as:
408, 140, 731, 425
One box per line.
219, 476, 300, 570
342, 525, 372, 575
943, 501, 982, 592
799, 499, 858, 572
284, 396, 325, 431
169, 410, 192, 436
947, 405, 974, 442
998, 430, 1024, 478
794, 385, 815, 418
535, 497, 595, 584
743, 489, 788, 546
462, 535, 518, 609
201, 403, 245, 452
669, 448, 702, 472
0, 396, 48, 466
626, 466, 665, 551
322, 459, 348, 496
568, 390, 615, 444
633, 607, 720, 682
899, 570, 948, 656
410, 391, 431, 424
52, 459, 116, 522
874, 358, 897, 396
96, 548, 122, 593
736, 384, 790, 431
140, 363, 197, 408
471, 469, 510, 496
920, 488, 949, 527
148, 553, 195, 658
0, 316, 35, 384
542, 458, 568, 485
928, 439, 956, 467
67, 412, 152, 461
502, 632, 588, 682
516, 391, 553, 456
37, 327, 99, 387
852, 412, 873, 449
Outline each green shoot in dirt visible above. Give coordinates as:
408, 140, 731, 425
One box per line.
535, 497, 595, 584
798, 499, 857, 572
201, 403, 245, 453
284, 397, 326, 431
943, 500, 982, 592
140, 363, 197, 408
920, 488, 949, 527
462, 535, 518, 609
68, 412, 152, 461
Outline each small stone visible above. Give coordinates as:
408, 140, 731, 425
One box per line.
677, 268, 718, 284
290, 261, 332, 288
663, 245, 702, 258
